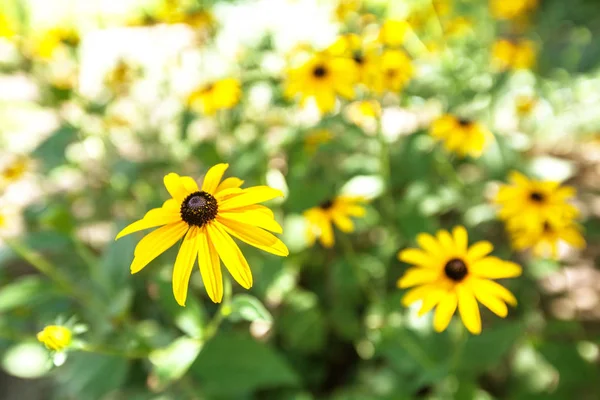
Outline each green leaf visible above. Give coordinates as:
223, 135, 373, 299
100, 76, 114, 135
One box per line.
229, 294, 273, 323
32, 125, 78, 170
190, 332, 300, 397
149, 336, 203, 391
0, 275, 59, 313
278, 291, 327, 354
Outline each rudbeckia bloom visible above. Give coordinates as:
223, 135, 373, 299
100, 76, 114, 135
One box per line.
329, 34, 380, 91
304, 196, 366, 248
116, 164, 289, 305
490, 0, 538, 20
430, 115, 492, 158
188, 78, 242, 115
285, 52, 357, 113
398, 226, 522, 334
37, 325, 72, 351
492, 39, 536, 70
494, 171, 580, 231
510, 219, 586, 259
373, 49, 414, 94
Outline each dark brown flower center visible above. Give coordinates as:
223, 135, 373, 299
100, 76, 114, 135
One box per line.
529, 191, 545, 203
313, 65, 328, 78
320, 199, 334, 210
352, 53, 364, 65
444, 258, 468, 282
180, 191, 218, 227
457, 118, 471, 126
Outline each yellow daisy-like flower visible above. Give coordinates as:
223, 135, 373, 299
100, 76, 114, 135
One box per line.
378, 19, 409, 47
398, 226, 522, 334
510, 219, 586, 259
372, 49, 414, 94
334, 0, 362, 21
329, 34, 380, 91
494, 171, 580, 231
37, 325, 72, 351
492, 39, 536, 70
188, 78, 242, 116
430, 115, 492, 158
304, 196, 366, 248
285, 52, 357, 113
115, 164, 289, 305
490, 0, 538, 20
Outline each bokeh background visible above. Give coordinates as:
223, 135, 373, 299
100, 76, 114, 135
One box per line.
1, 0, 600, 399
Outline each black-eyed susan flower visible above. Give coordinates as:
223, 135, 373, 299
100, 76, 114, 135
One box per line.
37, 325, 72, 351
494, 171, 580, 232
430, 115, 492, 158
490, 0, 538, 20
510, 219, 586, 259
329, 34, 380, 91
116, 164, 288, 305
398, 226, 522, 334
372, 49, 414, 94
285, 52, 357, 113
492, 39, 536, 70
304, 196, 366, 248
188, 78, 242, 116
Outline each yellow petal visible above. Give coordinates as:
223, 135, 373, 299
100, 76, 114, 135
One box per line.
116, 206, 181, 240
472, 281, 508, 317
470, 258, 522, 279
180, 176, 199, 194
433, 292, 457, 332
397, 268, 439, 288
466, 240, 494, 262
416, 233, 442, 254
457, 284, 482, 334
172, 226, 200, 306
472, 278, 517, 306
397, 248, 436, 267
418, 287, 448, 316
331, 211, 354, 233
216, 217, 289, 257
215, 177, 244, 194
130, 221, 189, 274
218, 186, 284, 211
452, 226, 468, 253
218, 209, 282, 233
206, 222, 253, 288
164, 173, 190, 202
202, 163, 229, 194
197, 227, 223, 303
436, 230, 455, 253
402, 284, 434, 306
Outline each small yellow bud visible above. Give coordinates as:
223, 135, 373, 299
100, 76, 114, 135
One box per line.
37, 325, 72, 351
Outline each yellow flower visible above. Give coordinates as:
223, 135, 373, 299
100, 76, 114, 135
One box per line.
188, 78, 242, 115
494, 171, 580, 231
515, 95, 537, 116
33, 27, 79, 60
398, 226, 522, 334
105, 60, 139, 95
334, 0, 362, 21
430, 115, 492, 158
490, 0, 538, 20
37, 325, 72, 351
304, 129, 334, 153
444, 17, 473, 38
304, 196, 366, 248
492, 39, 536, 70
0, 13, 16, 39
285, 53, 357, 113
378, 19, 409, 47
510, 219, 586, 259
1, 155, 29, 185
371, 49, 414, 94
345, 100, 381, 130
329, 34, 380, 91
115, 164, 288, 305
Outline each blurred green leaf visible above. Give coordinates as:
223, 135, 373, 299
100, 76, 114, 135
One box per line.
0, 275, 59, 313
229, 294, 273, 323
149, 336, 203, 391
32, 125, 78, 170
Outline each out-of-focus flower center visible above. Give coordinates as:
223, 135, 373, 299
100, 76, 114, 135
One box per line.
181, 191, 218, 226
352, 53, 364, 65
312, 65, 328, 78
444, 258, 468, 281
457, 118, 472, 127
529, 191, 545, 203
319, 199, 334, 210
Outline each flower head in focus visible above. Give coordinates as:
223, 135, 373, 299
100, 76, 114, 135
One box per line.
492, 39, 536, 70
285, 52, 357, 113
430, 115, 492, 158
188, 78, 242, 115
37, 325, 72, 352
398, 226, 522, 334
115, 164, 288, 305
304, 196, 366, 248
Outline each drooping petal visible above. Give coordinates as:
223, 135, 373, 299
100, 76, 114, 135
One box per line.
172, 226, 200, 306
197, 227, 223, 303
457, 284, 482, 334
470, 258, 522, 279
202, 163, 229, 194
471, 280, 508, 317
466, 240, 494, 263
130, 221, 189, 274
216, 217, 289, 257
218, 209, 282, 233
402, 284, 435, 306
472, 278, 517, 306
331, 211, 354, 233
116, 206, 181, 240
433, 292, 458, 332
397, 268, 439, 288
418, 287, 448, 316
206, 222, 253, 289
218, 186, 284, 211
215, 177, 244, 194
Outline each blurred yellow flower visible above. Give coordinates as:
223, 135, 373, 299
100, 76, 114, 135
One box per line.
510, 219, 586, 259
285, 53, 357, 113
378, 19, 409, 47
33, 27, 80, 60
329, 34, 380, 91
494, 171, 580, 232
444, 17, 473, 38
515, 95, 537, 116
37, 325, 72, 351
492, 39, 536, 70
398, 226, 522, 334
188, 78, 242, 115
105, 60, 139, 95
115, 164, 288, 305
304, 129, 334, 153
1, 155, 29, 188
304, 196, 366, 248
490, 0, 538, 20
0, 13, 16, 39
346, 100, 381, 131
430, 115, 492, 158
334, 0, 362, 21
371, 49, 414, 93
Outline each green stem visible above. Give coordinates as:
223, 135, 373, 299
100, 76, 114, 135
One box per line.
338, 233, 379, 304
376, 125, 397, 224
78, 343, 149, 359
450, 322, 468, 373
397, 329, 436, 370
203, 277, 232, 341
